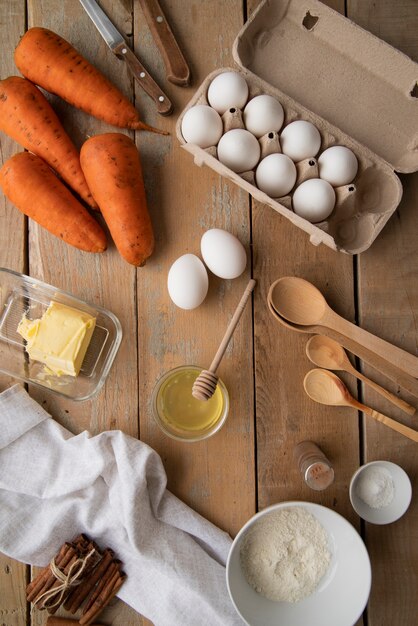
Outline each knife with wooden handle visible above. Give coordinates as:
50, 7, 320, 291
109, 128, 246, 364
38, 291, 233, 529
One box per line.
138, 0, 191, 86
79, 0, 173, 115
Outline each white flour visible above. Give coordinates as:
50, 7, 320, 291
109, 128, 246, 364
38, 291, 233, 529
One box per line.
240, 507, 331, 602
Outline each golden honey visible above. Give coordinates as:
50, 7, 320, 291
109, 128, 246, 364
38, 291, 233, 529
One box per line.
152, 366, 229, 441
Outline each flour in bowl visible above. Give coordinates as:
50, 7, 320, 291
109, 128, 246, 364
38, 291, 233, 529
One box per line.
240, 507, 331, 602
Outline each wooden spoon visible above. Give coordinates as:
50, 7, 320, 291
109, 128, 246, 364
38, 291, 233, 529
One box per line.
266, 295, 418, 399
306, 335, 416, 415
270, 276, 418, 378
304, 369, 418, 443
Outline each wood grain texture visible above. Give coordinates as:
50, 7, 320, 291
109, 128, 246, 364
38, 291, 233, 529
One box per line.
134, 0, 256, 540
0, 1, 417, 626
247, 0, 360, 513
248, 0, 361, 624
351, 2, 418, 622
0, 1, 29, 624
26, 1, 139, 625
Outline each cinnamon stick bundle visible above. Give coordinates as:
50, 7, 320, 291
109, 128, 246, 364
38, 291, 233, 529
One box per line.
63, 548, 114, 613
27, 534, 126, 625
27, 536, 85, 603
47, 539, 102, 615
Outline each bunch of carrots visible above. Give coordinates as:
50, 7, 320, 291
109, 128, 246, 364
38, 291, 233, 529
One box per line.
0, 27, 167, 266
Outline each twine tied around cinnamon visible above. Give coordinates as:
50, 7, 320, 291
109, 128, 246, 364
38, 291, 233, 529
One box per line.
33, 547, 97, 610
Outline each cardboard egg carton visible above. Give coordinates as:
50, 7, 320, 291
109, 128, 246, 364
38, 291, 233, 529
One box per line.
176, 0, 418, 254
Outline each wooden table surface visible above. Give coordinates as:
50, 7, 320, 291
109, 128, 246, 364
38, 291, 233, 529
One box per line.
1, 1, 417, 625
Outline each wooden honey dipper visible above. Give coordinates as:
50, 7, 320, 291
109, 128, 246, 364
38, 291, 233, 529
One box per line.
192, 279, 256, 401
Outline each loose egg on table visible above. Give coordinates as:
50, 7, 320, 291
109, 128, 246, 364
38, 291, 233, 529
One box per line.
181, 104, 223, 148
255, 153, 297, 197
280, 120, 322, 162
207, 71, 249, 114
167, 254, 209, 310
292, 178, 336, 223
243, 94, 284, 138
318, 145, 358, 186
217, 129, 261, 173
201, 229, 247, 279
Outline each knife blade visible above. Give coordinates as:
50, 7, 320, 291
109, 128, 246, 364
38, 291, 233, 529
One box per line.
79, 0, 172, 115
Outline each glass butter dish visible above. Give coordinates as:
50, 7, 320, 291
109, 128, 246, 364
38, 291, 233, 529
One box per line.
0, 268, 122, 401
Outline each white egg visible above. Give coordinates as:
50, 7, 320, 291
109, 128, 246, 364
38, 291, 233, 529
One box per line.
167, 254, 209, 310
280, 120, 322, 162
292, 178, 336, 223
181, 105, 223, 148
201, 229, 247, 279
243, 95, 284, 138
217, 129, 261, 173
255, 153, 297, 197
318, 145, 358, 186
207, 71, 249, 114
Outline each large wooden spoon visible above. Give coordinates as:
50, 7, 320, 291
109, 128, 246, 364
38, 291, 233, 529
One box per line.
270, 277, 418, 378
304, 369, 418, 443
267, 294, 418, 398
306, 335, 416, 415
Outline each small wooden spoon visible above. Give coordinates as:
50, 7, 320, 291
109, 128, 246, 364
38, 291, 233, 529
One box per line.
304, 369, 418, 443
267, 294, 418, 399
270, 276, 418, 378
306, 335, 416, 415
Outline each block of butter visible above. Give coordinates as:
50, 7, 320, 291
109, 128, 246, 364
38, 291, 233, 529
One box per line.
17, 301, 96, 377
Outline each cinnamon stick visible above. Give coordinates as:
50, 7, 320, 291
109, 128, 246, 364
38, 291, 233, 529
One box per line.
81, 559, 121, 615
46, 618, 102, 626
27, 543, 76, 603
26, 542, 68, 598
79, 571, 126, 626
57, 543, 101, 613
46, 540, 101, 614
63, 548, 114, 613
27, 533, 87, 602
39, 551, 81, 611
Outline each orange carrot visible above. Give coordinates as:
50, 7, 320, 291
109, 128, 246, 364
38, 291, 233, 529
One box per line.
80, 133, 154, 266
15, 27, 167, 135
0, 152, 107, 253
0, 76, 97, 209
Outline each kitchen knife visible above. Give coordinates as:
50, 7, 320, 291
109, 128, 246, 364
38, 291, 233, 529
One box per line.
79, 0, 173, 115
138, 0, 191, 86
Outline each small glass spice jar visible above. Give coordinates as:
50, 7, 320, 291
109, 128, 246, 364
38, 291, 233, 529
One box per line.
294, 441, 335, 491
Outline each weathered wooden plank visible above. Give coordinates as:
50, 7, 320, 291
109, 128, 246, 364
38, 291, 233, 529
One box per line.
135, 0, 256, 541
350, 1, 418, 623
0, 1, 30, 624
248, 0, 359, 511
248, 1, 362, 625
23, 1, 139, 624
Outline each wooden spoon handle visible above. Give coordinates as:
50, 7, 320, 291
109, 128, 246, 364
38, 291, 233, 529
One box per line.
328, 314, 418, 378
320, 329, 418, 398
359, 403, 418, 442
353, 369, 416, 416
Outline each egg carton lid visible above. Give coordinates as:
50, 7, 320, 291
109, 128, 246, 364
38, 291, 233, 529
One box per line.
233, 0, 418, 174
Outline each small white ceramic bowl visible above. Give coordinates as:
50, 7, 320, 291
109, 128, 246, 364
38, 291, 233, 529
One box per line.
226, 501, 371, 626
349, 460, 412, 525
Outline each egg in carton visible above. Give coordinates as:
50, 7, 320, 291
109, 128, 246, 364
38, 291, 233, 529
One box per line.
176, 0, 417, 255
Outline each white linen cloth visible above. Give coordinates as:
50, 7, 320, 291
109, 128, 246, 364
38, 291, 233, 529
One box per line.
0, 384, 242, 625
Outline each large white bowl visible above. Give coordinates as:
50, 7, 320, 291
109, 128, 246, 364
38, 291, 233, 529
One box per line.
226, 501, 371, 626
